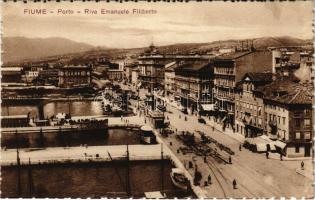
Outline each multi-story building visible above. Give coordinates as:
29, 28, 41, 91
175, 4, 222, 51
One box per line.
131, 68, 139, 87
235, 72, 273, 138
257, 80, 313, 157
1, 67, 22, 83
174, 61, 214, 114
270, 47, 314, 78
138, 44, 214, 92
164, 61, 177, 99
108, 69, 123, 81
58, 65, 92, 88
213, 50, 273, 130
124, 63, 138, 83
138, 44, 166, 91
38, 68, 59, 86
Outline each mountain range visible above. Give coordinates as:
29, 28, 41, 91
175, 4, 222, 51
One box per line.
2, 36, 312, 64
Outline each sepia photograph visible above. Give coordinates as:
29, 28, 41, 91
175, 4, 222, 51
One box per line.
0, 1, 314, 199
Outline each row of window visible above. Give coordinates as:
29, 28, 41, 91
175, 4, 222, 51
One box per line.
266, 113, 286, 126
236, 102, 262, 115
295, 131, 311, 140
266, 104, 286, 112
216, 90, 235, 99
214, 67, 234, 75
295, 118, 311, 128
214, 78, 235, 87
61, 71, 90, 76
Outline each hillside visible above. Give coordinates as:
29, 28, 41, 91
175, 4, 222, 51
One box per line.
2, 37, 95, 63
2, 36, 311, 65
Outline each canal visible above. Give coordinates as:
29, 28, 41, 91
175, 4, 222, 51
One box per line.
1, 160, 192, 198
2, 128, 141, 149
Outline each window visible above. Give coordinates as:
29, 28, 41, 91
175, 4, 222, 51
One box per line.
304, 132, 311, 140
278, 116, 280, 124
295, 119, 301, 128
258, 118, 262, 125
304, 109, 311, 115
304, 119, 311, 126
295, 132, 301, 139
282, 117, 286, 125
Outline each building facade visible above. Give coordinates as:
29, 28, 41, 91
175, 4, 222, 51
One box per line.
235, 72, 273, 138
1, 67, 22, 83
213, 50, 273, 130
164, 61, 177, 99
58, 65, 92, 88
131, 68, 139, 87
108, 69, 123, 81
174, 61, 214, 114
258, 80, 313, 157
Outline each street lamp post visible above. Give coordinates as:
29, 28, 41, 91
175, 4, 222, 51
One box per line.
153, 88, 158, 111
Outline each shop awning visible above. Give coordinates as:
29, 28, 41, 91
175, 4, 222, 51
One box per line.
273, 140, 287, 149
256, 143, 267, 152
201, 104, 214, 111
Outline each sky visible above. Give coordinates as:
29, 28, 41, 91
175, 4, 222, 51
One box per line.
2, 1, 313, 48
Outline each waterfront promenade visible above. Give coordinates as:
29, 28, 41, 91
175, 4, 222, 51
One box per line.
1, 144, 170, 166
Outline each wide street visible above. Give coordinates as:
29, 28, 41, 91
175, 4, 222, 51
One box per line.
162, 103, 313, 198
115, 81, 313, 197
124, 85, 313, 198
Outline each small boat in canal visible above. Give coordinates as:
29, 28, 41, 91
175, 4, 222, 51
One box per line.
170, 168, 189, 190
140, 125, 156, 144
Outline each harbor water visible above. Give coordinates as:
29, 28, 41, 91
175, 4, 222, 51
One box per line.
1, 160, 192, 198
2, 128, 141, 149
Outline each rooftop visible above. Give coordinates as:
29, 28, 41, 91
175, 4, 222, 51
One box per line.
176, 61, 211, 72
215, 51, 252, 60
257, 79, 313, 105
1, 67, 23, 72
165, 61, 177, 71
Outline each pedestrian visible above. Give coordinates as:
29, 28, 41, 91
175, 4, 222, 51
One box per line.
185, 116, 187, 121
301, 161, 304, 170
233, 179, 237, 189
266, 151, 269, 159
239, 144, 242, 151
121, 116, 123, 121
229, 156, 232, 164
179, 114, 181, 119
204, 156, 207, 163
208, 175, 211, 184
280, 154, 283, 161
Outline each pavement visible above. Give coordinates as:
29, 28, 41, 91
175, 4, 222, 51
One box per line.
1, 144, 170, 166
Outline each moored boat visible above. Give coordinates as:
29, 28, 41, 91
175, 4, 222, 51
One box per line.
170, 168, 189, 190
